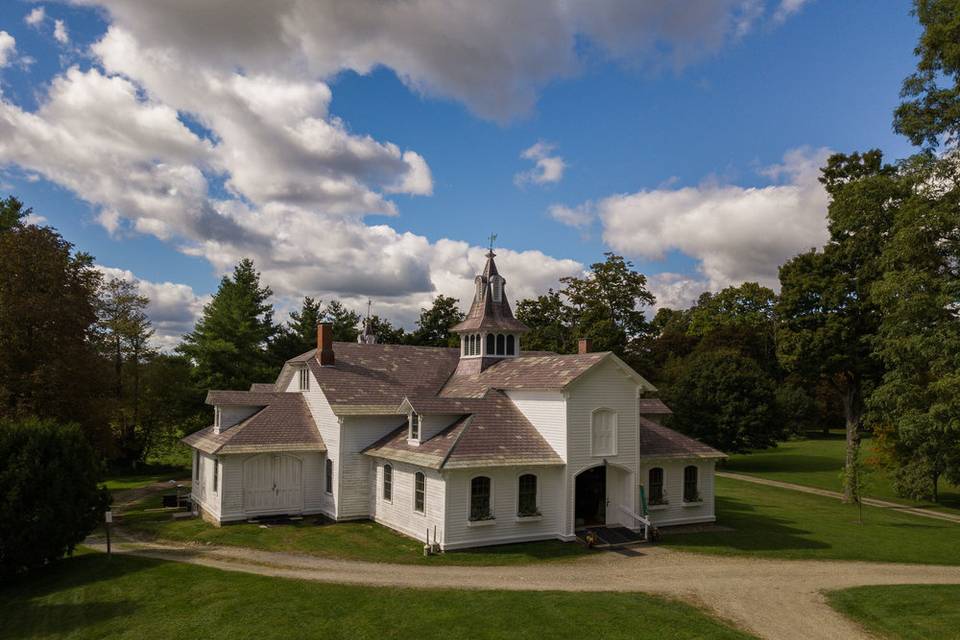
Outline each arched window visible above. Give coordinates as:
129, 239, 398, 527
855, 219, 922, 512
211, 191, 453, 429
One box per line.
648, 468, 665, 505
506, 334, 515, 355
591, 409, 617, 456
325, 458, 334, 495
470, 476, 492, 521
382, 464, 393, 501
414, 471, 426, 513
486, 333, 495, 355
409, 412, 420, 440
683, 466, 700, 503
491, 275, 503, 302
496, 334, 505, 355
466, 334, 473, 355
518, 474, 538, 517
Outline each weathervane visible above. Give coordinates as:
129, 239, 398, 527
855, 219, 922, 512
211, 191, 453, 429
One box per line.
487, 233, 497, 256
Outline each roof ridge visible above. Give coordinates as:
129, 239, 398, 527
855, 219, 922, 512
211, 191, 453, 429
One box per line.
439, 414, 474, 469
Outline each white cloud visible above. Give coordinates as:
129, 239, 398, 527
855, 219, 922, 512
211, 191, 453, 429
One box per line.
548, 202, 594, 228
646, 272, 711, 311
96, 265, 209, 350
53, 19, 70, 44
71, 0, 797, 121
515, 141, 566, 186
0, 31, 16, 68
772, 0, 812, 23
25, 7, 46, 27
596, 146, 831, 291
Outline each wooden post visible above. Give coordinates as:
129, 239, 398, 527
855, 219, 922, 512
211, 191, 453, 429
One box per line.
105, 511, 113, 558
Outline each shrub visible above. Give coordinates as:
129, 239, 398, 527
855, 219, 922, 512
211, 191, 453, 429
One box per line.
0, 418, 109, 580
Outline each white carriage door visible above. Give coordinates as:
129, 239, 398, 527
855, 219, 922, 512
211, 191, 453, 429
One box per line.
276, 454, 303, 511
243, 453, 303, 515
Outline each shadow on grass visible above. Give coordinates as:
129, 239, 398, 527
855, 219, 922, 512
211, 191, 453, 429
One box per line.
723, 454, 841, 475
662, 494, 831, 553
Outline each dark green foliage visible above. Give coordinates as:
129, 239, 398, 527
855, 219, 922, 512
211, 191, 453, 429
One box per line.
777, 150, 903, 499
773, 383, 820, 436
366, 314, 408, 344
687, 283, 778, 376
866, 153, 960, 502
0, 217, 108, 447
323, 300, 362, 342
516, 289, 577, 353
271, 296, 323, 361
516, 254, 655, 370
0, 196, 28, 232
409, 294, 464, 347
665, 348, 778, 452
0, 418, 109, 580
178, 259, 277, 391
893, 0, 960, 148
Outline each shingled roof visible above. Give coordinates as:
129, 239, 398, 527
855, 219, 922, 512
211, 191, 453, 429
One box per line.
363, 391, 562, 469
182, 393, 324, 455
439, 351, 610, 398
637, 416, 725, 460
638, 398, 672, 415
285, 342, 461, 414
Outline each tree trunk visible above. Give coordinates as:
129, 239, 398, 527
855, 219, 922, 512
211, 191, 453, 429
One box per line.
841, 382, 862, 503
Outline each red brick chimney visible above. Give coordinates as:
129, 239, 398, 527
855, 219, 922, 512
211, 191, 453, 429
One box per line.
317, 321, 335, 366
578, 338, 592, 354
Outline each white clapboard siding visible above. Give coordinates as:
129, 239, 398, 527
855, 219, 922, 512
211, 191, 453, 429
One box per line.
217, 452, 326, 522
289, 369, 339, 518
191, 451, 222, 519
370, 460, 444, 545
442, 466, 566, 549
564, 358, 641, 535
640, 459, 716, 527
505, 390, 567, 460
339, 415, 407, 519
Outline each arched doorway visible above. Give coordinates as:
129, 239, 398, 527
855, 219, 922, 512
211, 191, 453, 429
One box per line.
575, 465, 606, 529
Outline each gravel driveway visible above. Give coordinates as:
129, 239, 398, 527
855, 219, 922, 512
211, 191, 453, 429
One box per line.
84, 535, 960, 640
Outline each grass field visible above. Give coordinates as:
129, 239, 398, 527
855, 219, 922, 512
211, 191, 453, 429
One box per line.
0, 552, 755, 640
102, 444, 192, 491
662, 477, 960, 565
826, 585, 960, 639
120, 494, 594, 566
723, 431, 960, 514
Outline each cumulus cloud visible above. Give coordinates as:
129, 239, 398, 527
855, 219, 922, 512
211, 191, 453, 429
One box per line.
596, 146, 831, 291
25, 7, 46, 27
96, 265, 209, 350
71, 0, 798, 121
515, 141, 566, 186
0, 32, 16, 68
548, 202, 594, 228
646, 272, 711, 311
53, 19, 70, 44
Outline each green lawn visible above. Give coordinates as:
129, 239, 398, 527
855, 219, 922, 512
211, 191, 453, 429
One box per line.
0, 553, 755, 640
102, 444, 192, 491
723, 431, 960, 514
120, 494, 594, 566
826, 585, 960, 639
661, 477, 960, 565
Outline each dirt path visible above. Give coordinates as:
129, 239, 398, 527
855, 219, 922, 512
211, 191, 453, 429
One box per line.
109, 478, 191, 512
84, 534, 960, 640
717, 472, 960, 524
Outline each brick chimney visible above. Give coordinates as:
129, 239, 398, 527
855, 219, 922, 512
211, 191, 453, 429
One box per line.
317, 321, 335, 366
578, 338, 592, 354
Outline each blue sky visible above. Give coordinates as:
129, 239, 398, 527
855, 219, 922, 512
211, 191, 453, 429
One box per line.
0, 1, 923, 345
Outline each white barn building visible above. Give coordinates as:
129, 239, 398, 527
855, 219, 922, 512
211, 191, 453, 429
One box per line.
184, 250, 724, 550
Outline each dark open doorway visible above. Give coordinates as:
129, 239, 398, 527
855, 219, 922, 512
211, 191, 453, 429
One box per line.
575, 465, 606, 529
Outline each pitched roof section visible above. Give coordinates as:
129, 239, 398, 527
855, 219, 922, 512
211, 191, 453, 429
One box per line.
296, 342, 461, 413
638, 398, 673, 415
450, 251, 529, 334
637, 416, 725, 460
364, 391, 562, 469
440, 352, 609, 398
249, 383, 276, 392
183, 393, 324, 455
206, 390, 281, 406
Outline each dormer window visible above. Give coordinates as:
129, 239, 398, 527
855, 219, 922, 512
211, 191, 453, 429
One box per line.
409, 412, 421, 441
491, 275, 503, 302
298, 366, 310, 391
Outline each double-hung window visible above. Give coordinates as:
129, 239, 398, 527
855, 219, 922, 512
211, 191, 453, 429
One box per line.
382, 464, 393, 501
648, 468, 665, 505
414, 472, 425, 513
518, 474, 538, 517
683, 466, 700, 503
470, 476, 492, 521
